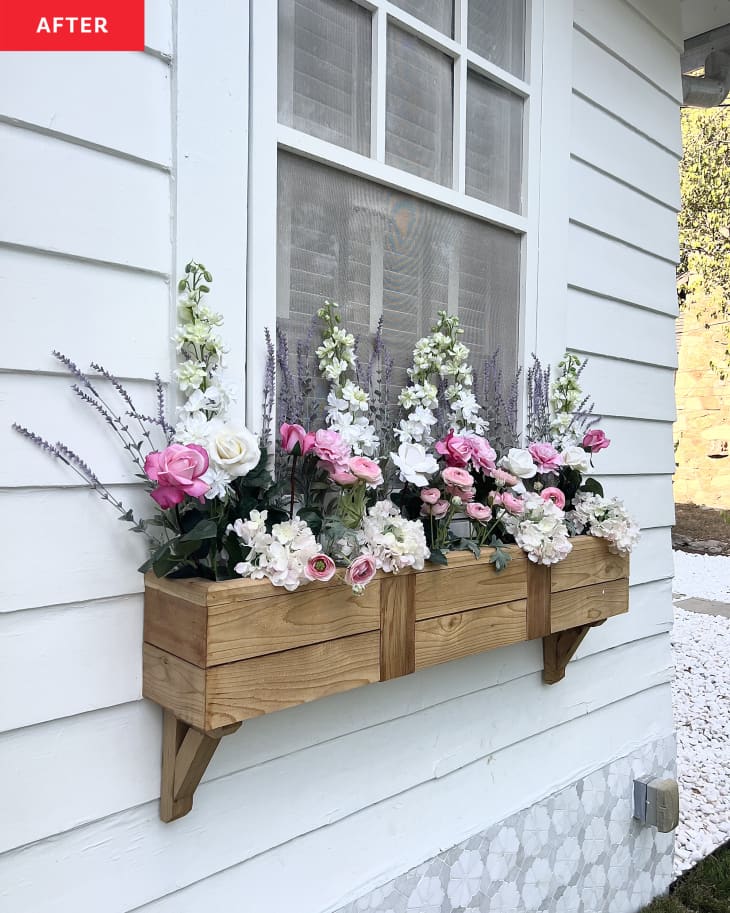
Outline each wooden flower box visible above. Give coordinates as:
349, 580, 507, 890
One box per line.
143, 535, 629, 820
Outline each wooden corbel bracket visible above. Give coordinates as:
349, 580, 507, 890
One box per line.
542, 619, 607, 685
160, 710, 242, 822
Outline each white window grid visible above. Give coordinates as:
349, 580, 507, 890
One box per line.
246, 0, 545, 427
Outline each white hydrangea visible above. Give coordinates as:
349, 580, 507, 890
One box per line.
568, 492, 640, 556
230, 511, 321, 591
503, 492, 572, 566
360, 501, 430, 574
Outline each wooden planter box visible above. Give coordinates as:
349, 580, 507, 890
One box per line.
143, 535, 629, 820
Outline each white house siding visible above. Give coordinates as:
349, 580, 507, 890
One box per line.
0, 3, 681, 913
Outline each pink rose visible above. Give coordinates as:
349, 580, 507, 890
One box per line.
313, 428, 351, 473
540, 487, 566, 510
467, 436, 497, 472
491, 468, 518, 487
420, 487, 442, 505
421, 499, 449, 519
305, 554, 336, 582
442, 466, 474, 490
348, 456, 383, 487
466, 502, 491, 522
528, 442, 563, 473
582, 429, 611, 453
435, 430, 472, 467
280, 422, 315, 456
144, 443, 209, 509
501, 492, 525, 515
345, 554, 377, 588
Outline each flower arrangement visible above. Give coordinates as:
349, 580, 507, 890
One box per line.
14, 261, 639, 591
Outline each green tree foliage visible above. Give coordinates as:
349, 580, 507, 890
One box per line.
679, 106, 730, 376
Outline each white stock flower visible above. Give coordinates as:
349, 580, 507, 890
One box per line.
502, 447, 537, 479
361, 501, 430, 574
568, 492, 640, 555
390, 442, 439, 487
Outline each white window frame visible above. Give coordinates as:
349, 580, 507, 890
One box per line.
246, 0, 545, 429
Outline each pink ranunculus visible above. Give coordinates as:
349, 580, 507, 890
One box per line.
421, 499, 450, 519
329, 468, 358, 486
582, 429, 611, 453
345, 553, 377, 588
305, 553, 337, 582
490, 491, 504, 507
466, 502, 491, 522
442, 466, 474, 490
501, 492, 525, 515
540, 487, 566, 510
313, 428, 351, 473
491, 468, 518, 487
280, 422, 316, 456
528, 442, 563, 473
420, 487, 442, 505
144, 443, 210, 509
459, 486, 476, 503
467, 436, 497, 472
348, 456, 383, 487
435, 430, 472, 467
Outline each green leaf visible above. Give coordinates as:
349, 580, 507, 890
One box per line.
118, 509, 134, 522
428, 548, 448, 566
580, 477, 604, 498
179, 519, 218, 542
297, 508, 322, 536
487, 538, 512, 573
458, 538, 481, 560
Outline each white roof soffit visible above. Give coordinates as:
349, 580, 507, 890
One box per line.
681, 2, 730, 106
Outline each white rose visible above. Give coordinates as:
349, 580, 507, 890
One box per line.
561, 445, 591, 474
207, 422, 261, 478
389, 442, 438, 488
502, 448, 537, 479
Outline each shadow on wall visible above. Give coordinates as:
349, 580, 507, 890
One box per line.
674, 288, 730, 508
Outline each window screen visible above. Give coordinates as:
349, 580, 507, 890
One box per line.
277, 152, 520, 401
277, 0, 372, 154
389, 0, 454, 38
468, 0, 526, 78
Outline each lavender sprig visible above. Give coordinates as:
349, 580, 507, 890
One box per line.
526, 355, 552, 443
90, 361, 158, 453
261, 327, 276, 450
154, 373, 173, 440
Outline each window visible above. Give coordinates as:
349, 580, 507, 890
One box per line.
249, 0, 538, 423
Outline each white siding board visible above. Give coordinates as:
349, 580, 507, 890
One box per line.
574, 0, 683, 101
626, 0, 684, 48
592, 475, 677, 530
568, 223, 678, 314
0, 54, 171, 166
566, 288, 678, 368
2, 376, 164, 488
571, 94, 680, 209
0, 126, 170, 272
681, 0, 730, 40
0, 686, 674, 913
0, 596, 142, 734
628, 528, 675, 585
569, 158, 679, 263
145, 0, 173, 57
2, 249, 170, 379
573, 352, 676, 421
573, 30, 682, 155
1, 488, 148, 612
594, 418, 676, 475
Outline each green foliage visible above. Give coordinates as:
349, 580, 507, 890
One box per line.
679, 107, 730, 377
640, 842, 730, 912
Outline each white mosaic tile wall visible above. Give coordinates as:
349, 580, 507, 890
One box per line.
335, 736, 676, 913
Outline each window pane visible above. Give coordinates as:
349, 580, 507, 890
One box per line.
389, 0, 454, 37
468, 0, 525, 78
277, 151, 520, 411
466, 72, 523, 212
386, 26, 453, 186
278, 0, 371, 155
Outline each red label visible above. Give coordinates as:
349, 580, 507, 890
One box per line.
0, 1, 144, 50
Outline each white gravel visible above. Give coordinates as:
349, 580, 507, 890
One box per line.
671, 552, 730, 875
673, 550, 730, 601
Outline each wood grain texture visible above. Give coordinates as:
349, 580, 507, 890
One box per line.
415, 600, 527, 671
550, 578, 629, 633
413, 549, 527, 620
551, 537, 629, 592
144, 587, 208, 667
380, 575, 415, 681
204, 632, 381, 728
526, 563, 551, 639
143, 645, 206, 730
160, 711, 194, 822
543, 625, 595, 684
207, 584, 380, 665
